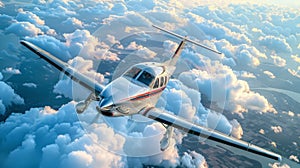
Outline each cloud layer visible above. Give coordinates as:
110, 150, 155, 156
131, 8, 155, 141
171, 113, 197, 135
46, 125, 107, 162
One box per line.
0, 0, 299, 167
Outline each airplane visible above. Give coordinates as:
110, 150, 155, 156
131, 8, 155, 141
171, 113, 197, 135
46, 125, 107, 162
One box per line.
20, 25, 282, 162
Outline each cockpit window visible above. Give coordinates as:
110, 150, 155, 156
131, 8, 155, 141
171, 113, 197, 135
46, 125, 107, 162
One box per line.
137, 71, 154, 86
124, 67, 141, 79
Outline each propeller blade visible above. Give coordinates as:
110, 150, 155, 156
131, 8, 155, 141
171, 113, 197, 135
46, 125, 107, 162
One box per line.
90, 112, 101, 125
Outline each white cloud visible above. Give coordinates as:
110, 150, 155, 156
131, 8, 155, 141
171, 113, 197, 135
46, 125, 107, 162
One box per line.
193, 19, 251, 45
0, 103, 124, 168
0, 73, 24, 115
126, 41, 157, 59
0, 14, 15, 29
26, 35, 72, 61
235, 71, 256, 79
288, 66, 300, 78
2, 67, 21, 75
264, 71, 276, 79
268, 162, 291, 168
5, 21, 43, 37
271, 55, 286, 67
103, 12, 152, 27
1, 1, 298, 166
61, 17, 83, 32
178, 60, 276, 114
23, 83, 37, 88
270, 141, 277, 148
61, 151, 93, 167
289, 155, 299, 163
54, 56, 105, 100
180, 151, 208, 168
291, 54, 300, 63
16, 10, 45, 25
259, 129, 265, 134
259, 36, 292, 53
64, 29, 119, 61
230, 119, 243, 139
214, 40, 266, 67
271, 126, 283, 134
282, 111, 295, 117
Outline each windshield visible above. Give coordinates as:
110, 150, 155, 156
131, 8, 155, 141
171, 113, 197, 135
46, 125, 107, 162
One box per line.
124, 67, 141, 79
137, 71, 154, 86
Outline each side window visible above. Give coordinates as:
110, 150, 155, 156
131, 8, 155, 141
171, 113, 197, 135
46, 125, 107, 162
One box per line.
137, 71, 154, 86
124, 67, 141, 79
153, 78, 159, 88
160, 76, 164, 87
164, 76, 168, 85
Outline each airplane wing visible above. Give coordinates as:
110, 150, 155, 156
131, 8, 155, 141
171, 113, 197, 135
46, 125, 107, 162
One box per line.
143, 107, 282, 162
20, 40, 104, 94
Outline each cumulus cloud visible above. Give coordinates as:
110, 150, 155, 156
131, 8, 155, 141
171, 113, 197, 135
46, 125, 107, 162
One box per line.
259, 129, 265, 134
178, 60, 276, 114
2, 67, 21, 75
289, 155, 299, 163
64, 29, 119, 61
0, 99, 211, 168
125, 41, 157, 59
0, 14, 15, 29
0, 103, 124, 168
291, 54, 300, 63
288, 66, 300, 78
25, 35, 72, 61
271, 55, 286, 67
282, 111, 295, 117
0, 72, 24, 115
1, 0, 297, 166
271, 126, 283, 134
23, 82, 37, 88
270, 141, 277, 148
264, 71, 276, 79
16, 10, 45, 25
235, 71, 256, 79
193, 19, 251, 45
180, 151, 208, 168
61, 17, 83, 32
5, 21, 43, 37
214, 39, 266, 67
268, 162, 291, 168
259, 36, 292, 53
54, 56, 105, 100
230, 119, 243, 139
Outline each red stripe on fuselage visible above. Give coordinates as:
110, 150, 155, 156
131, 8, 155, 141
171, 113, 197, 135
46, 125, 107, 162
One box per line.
123, 86, 166, 102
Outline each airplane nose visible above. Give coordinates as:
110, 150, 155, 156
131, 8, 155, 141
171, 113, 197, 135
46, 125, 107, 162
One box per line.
99, 98, 113, 109
97, 98, 114, 116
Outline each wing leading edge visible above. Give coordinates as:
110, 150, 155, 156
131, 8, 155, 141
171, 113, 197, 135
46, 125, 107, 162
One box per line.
20, 40, 104, 94
144, 108, 282, 162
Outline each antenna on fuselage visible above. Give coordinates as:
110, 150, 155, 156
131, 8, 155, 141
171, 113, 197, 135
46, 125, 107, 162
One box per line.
152, 25, 222, 54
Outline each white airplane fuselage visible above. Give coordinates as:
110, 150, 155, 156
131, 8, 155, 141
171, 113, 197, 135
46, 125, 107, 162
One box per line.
98, 62, 170, 117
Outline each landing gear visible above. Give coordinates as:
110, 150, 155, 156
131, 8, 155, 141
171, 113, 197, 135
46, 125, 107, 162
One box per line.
160, 125, 174, 151
75, 93, 99, 114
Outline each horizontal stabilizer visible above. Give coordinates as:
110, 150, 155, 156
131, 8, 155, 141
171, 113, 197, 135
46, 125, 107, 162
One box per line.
152, 25, 221, 54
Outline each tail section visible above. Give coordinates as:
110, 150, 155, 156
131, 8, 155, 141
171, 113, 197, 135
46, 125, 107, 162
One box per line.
152, 25, 221, 67
169, 38, 187, 66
